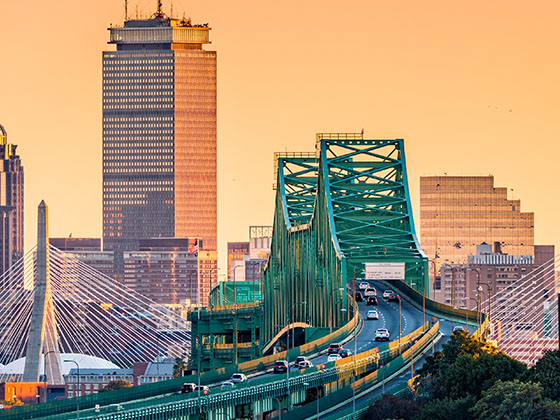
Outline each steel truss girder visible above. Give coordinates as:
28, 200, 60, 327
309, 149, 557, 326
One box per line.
262, 138, 427, 348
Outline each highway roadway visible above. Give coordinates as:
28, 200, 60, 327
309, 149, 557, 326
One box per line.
277, 280, 424, 373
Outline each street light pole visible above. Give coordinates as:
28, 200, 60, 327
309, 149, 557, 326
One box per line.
428, 259, 438, 301
64, 359, 80, 420
43, 350, 59, 403
463, 297, 478, 333
398, 296, 402, 354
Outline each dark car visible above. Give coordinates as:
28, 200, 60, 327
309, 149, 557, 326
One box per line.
367, 296, 378, 305
338, 348, 352, 358
387, 294, 400, 302
327, 343, 342, 354
273, 360, 289, 374
355, 292, 364, 302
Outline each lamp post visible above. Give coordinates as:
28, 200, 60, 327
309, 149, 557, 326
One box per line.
428, 259, 438, 301
64, 359, 80, 420
43, 350, 59, 403
476, 280, 492, 325
476, 288, 488, 334
463, 297, 478, 332
398, 295, 402, 354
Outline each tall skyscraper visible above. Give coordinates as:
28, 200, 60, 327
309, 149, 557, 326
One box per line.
102, 7, 217, 281
0, 124, 23, 274
420, 176, 534, 264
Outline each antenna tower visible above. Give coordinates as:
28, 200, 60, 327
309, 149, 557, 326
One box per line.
124, 0, 128, 21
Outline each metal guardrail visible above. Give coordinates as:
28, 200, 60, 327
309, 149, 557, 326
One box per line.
272, 322, 440, 420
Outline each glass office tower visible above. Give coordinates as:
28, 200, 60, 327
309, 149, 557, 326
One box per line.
420, 176, 534, 264
102, 13, 217, 283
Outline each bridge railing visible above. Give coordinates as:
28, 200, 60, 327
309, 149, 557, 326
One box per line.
273, 321, 440, 420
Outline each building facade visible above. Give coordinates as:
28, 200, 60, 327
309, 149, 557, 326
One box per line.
123, 238, 198, 306
420, 176, 534, 265
102, 11, 217, 286
0, 124, 23, 275
227, 242, 249, 280
436, 243, 554, 308
49, 238, 115, 279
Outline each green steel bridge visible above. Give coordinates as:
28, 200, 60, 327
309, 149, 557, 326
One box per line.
2, 134, 487, 420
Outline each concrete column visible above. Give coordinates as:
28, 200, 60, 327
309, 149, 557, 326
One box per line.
22, 201, 63, 384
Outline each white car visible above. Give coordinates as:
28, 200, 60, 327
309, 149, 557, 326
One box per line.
364, 288, 377, 297
375, 328, 390, 341
327, 354, 342, 362
230, 373, 248, 383
358, 282, 370, 290
382, 290, 394, 299
367, 310, 379, 320
298, 360, 314, 369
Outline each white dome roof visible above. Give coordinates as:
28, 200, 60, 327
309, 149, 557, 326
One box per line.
0, 353, 119, 376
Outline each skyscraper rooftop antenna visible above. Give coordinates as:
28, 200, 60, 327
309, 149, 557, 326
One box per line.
124, 0, 128, 21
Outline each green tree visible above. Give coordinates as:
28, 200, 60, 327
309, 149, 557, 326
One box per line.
440, 352, 526, 400
100, 379, 132, 392
525, 350, 560, 401
413, 395, 476, 420
471, 380, 543, 420
364, 393, 420, 420
415, 331, 526, 400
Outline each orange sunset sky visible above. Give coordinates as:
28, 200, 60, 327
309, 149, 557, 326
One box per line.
0, 0, 558, 270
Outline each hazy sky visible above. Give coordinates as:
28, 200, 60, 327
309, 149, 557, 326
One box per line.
0, 0, 558, 270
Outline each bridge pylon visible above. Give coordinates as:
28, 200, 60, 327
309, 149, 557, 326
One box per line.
22, 200, 64, 384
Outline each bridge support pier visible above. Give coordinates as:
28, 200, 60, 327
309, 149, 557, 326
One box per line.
22, 201, 64, 384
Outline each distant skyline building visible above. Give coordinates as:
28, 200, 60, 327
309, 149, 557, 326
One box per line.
227, 242, 249, 280
123, 238, 199, 306
49, 237, 115, 280
0, 124, 23, 275
102, 8, 217, 283
420, 176, 534, 265
435, 243, 553, 306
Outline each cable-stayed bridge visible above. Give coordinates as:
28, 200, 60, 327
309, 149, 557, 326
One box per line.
0, 135, 557, 420
0, 202, 190, 384
484, 254, 559, 366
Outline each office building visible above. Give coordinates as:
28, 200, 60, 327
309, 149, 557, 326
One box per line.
123, 238, 198, 306
227, 242, 249, 280
0, 124, 23, 275
420, 176, 534, 265
49, 238, 115, 279
102, 8, 217, 287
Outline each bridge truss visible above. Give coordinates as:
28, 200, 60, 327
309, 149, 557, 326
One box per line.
262, 134, 428, 346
